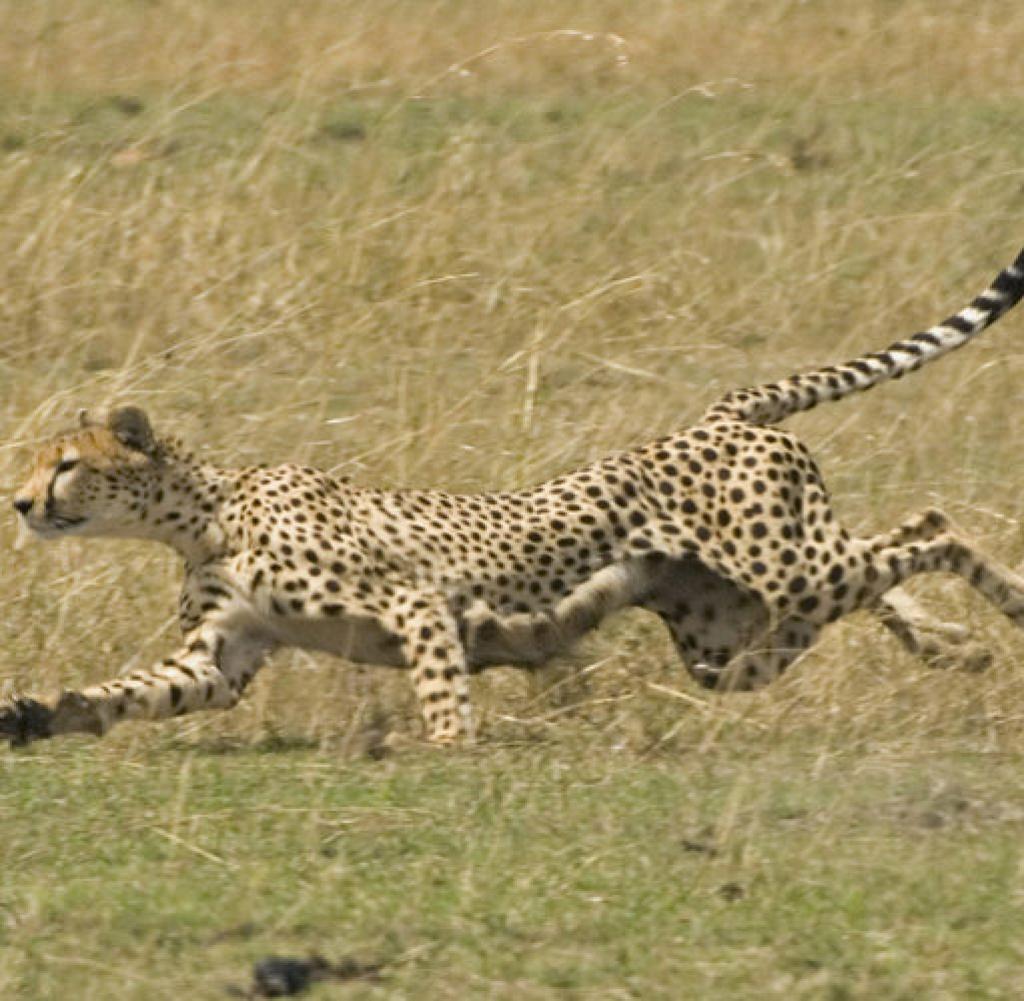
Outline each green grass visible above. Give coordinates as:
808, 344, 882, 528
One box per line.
5, 1, 1024, 997
6, 738, 1024, 999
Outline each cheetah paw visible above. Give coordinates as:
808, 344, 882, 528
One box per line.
50, 690, 105, 736
0, 697, 54, 747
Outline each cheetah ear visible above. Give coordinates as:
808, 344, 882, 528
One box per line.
107, 406, 157, 456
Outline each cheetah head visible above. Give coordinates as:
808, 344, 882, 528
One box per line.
12, 406, 162, 540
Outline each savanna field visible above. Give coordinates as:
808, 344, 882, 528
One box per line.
4, 2, 1024, 997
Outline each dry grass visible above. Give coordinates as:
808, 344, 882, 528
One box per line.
4, 1, 1024, 997
7, 0, 1024, 98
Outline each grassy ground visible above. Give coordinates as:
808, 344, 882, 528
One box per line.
4, 1, 1024, 997
6, 738, 1024, 999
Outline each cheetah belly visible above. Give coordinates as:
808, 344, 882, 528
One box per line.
267, 612, 407, 667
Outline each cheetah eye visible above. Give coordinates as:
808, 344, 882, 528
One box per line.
56, 458, 80, 475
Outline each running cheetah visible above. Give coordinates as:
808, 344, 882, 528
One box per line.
4, 246, 1023, 746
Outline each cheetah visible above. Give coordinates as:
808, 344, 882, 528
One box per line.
4, 246, 1024, 747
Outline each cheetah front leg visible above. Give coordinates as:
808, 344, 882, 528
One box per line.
385, 596, 474, 745
0, 629, 269, 746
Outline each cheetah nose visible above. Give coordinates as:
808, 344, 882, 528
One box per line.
12, 498, 32, 517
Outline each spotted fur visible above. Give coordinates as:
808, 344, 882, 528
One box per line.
4, 247, 1023, 746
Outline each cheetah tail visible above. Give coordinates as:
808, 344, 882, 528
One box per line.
701, 245, 1024, 427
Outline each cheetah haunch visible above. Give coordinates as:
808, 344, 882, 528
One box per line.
5, 246, 1024, 745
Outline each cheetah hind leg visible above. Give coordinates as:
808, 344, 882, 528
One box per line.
657, 589, 986, 692
709, 593, 995, 689
875, 589, 992, 672
641, 557, 773, 689
864, 509, 994, 672
830, 512, 1024, 659
700, 618, 823, 692
644, 549, 989, 690
709, 586, 998, 692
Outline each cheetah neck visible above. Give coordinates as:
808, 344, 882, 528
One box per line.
132, 438, 233, 563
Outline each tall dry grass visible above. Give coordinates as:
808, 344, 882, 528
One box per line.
3, 0, 1024, 753
6, 0, 1024, 99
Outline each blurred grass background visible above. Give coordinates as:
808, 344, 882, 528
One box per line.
4, 1, 1024, 997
